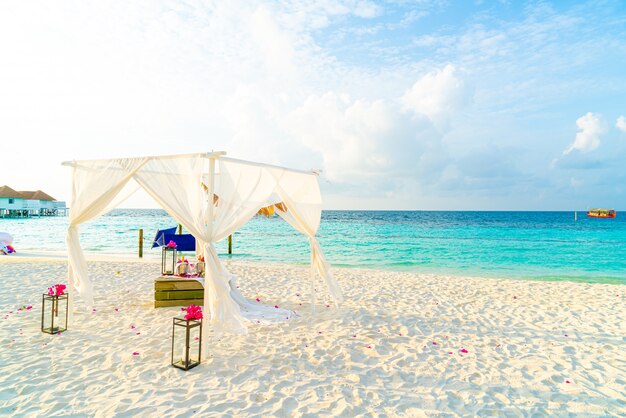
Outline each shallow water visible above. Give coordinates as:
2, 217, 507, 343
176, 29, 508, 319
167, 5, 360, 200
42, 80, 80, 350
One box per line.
1, 210, 625, 284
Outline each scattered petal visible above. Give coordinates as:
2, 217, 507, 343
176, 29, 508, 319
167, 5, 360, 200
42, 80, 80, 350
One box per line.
274, 305, 279, 309
136, 332, 141, 335
132, 352, 140, 356
448, 352, 453, 355
114, 308, 119, 312
460, 348, 468, 353
256, 298, 261, 302
432, 342, 437, 345
130, 325, 135, 329
366, 345, 372, 349
566, 380, 571, 384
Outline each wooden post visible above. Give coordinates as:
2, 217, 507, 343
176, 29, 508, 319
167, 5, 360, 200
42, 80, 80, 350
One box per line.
177, 224, 182, 234
138, 229, 143, 258
228, 234, 232, 254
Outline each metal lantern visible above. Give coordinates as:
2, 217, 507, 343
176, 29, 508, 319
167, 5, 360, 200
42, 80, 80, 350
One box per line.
171, 317, 202, 370
162, 247, 177, 275
41, 293, 68, 334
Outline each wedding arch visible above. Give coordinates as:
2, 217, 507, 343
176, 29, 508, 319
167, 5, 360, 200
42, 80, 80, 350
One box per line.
62, 152, 343, 341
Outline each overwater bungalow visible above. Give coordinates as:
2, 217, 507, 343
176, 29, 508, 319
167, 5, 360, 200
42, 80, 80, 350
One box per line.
0, 185, 67, 218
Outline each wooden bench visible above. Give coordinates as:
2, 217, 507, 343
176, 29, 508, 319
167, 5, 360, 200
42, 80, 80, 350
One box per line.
154, 276, 204, 308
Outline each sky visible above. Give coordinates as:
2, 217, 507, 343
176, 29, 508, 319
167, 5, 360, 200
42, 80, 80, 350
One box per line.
1, 0, 625, 210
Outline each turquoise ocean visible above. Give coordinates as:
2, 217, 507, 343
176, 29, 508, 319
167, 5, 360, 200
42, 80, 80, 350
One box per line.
1, 210, 625, 285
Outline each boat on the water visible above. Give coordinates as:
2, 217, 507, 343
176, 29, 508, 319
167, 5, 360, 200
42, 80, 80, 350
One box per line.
586, 208, 616, 218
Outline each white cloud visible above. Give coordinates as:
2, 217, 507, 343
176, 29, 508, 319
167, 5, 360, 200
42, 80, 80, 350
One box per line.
563, 112, 608, 154
353, 1, 382, 18
284, 92, 444, 187
401, 64, 470, 132
617, 116, 626, 133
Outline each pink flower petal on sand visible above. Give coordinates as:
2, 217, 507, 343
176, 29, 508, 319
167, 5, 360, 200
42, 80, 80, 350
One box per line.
432, 342, 437, 345
367, 345, 372, 349
136, 332, 141, 335
460, 348, 468, 353
130, 325, 135, 329
564, 334, 568, 337
256, 298, 261, 302
194, 337, 199, 341
274, 305, 279, 309
448, 352, 453, 355
352, 335, 357, 338
566, 380, 571, 384
114, 308, 119, 312
132, 352, 140, 356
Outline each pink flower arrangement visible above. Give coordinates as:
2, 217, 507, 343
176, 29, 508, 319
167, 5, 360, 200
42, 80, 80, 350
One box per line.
166, 240, 177, 249
177, 256, 189, 265
183, 304, 203, 321
47, 284, 67, 296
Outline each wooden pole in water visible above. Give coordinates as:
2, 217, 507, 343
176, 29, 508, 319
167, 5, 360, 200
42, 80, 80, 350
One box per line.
228, 234, 232, 254
138, 229, 144, 258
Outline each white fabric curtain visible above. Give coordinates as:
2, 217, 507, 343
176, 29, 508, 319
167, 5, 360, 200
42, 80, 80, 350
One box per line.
273, 171, 344, 305
133, 157, 279, 339
66, 158, 148, 307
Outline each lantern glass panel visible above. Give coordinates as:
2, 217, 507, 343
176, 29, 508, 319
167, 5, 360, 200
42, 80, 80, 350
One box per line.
162, 247, 177, 275
171, 318, 202, 370
41, 294, 68, 334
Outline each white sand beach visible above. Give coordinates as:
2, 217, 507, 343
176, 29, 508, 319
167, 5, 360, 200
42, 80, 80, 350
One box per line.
0, 255, 624, 417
